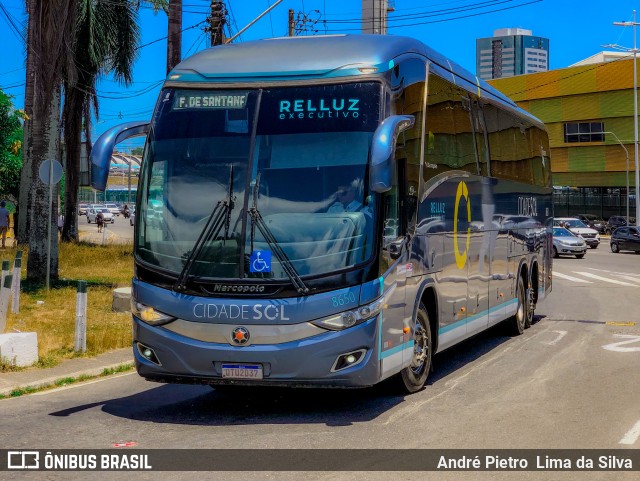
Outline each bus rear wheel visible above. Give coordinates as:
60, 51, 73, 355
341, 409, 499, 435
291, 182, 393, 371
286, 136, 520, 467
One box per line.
507, 276, 527, 336
397, 303, 432, 394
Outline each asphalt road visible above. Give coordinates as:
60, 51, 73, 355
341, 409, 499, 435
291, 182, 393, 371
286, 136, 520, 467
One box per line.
2, 241, 639, 480
78, 212, 133, 244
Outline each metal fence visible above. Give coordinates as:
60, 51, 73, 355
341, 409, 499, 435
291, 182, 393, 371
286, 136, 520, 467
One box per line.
78, 187, 137, 205
553, 192, 636, 219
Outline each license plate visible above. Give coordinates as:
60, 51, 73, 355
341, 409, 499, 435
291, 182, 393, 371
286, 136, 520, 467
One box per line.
221, 363, 263, 379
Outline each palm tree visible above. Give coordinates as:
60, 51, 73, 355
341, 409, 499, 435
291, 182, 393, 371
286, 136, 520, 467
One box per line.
61, 0, 141, 241
22, 0, 78, 281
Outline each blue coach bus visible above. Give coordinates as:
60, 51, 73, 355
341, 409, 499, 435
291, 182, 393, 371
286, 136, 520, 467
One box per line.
91, 35, 553, 393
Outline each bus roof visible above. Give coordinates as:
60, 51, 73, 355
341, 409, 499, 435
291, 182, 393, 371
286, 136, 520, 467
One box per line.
168, 34, 516, 107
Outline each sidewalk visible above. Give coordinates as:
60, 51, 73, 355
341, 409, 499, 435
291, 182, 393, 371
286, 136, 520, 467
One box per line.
0, 347, 133, 396
78, 227, 117, 244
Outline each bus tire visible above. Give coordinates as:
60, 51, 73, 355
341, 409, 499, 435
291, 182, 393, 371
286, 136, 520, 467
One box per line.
397, 303, 432, 394
507, 276, 527, 336
524, 279, 535, 329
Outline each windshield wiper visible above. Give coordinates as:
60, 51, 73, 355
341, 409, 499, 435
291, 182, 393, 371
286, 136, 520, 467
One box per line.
174, 165, 235, 292
248, 174, 309, 295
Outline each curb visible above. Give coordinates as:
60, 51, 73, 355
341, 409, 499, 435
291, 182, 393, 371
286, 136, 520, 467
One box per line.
0, 362, 135, 397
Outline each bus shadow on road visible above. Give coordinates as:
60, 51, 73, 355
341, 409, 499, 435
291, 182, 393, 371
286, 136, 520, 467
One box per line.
427, 318, 542, 384
49, 318, 541, 427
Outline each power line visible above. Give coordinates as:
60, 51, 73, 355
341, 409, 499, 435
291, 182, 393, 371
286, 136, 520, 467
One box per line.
314, 0, 544, 32
0, 66, 25, 77
0, 1, 25, 43
135, 20, 207, 51
0, 81, 25, 90
325, 0, 516, 24
503, 51, 636, 97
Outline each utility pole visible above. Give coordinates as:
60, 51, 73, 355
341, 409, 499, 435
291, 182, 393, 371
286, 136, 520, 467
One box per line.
613, 11, 640, 226
288, 9, 295, 36
207, 0, 226, 46
167, 0, 183, 74
293, 10, 321, 36
18, 0, 37, 244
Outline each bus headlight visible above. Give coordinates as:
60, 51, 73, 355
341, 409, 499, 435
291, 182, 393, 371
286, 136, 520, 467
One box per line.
131, 299, 175, 326
312, 297, 384, 331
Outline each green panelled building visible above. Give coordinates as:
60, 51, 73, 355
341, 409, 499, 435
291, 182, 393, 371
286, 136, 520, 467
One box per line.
489, 57, 638, 218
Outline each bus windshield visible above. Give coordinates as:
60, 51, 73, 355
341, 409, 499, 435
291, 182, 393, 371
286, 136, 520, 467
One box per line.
136, 83, 381, 282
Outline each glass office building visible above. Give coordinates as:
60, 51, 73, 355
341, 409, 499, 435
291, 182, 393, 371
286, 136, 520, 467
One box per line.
477, 28, 549, 80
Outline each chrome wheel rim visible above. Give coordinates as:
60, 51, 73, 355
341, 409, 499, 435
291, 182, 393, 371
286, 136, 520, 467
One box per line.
411, 319, 428, 375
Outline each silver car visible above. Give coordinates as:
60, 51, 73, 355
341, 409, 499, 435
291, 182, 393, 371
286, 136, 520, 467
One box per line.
552, 227, 587, 258
86, 208, 114, 224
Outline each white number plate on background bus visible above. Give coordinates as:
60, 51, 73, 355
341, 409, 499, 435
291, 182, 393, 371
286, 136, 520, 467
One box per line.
221, 364, 263, 379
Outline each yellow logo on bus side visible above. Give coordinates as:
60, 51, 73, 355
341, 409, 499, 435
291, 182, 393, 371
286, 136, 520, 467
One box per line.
453, 181, 471, 269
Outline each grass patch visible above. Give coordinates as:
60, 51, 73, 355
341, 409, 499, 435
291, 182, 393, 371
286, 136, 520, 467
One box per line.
0, 358, 27, 373
1, 242, 134, 368
0, 363, 135, 400
5, 386, 38, 398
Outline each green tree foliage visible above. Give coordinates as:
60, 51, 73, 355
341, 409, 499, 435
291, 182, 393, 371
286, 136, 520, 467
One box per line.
0, 90, 25, 202
60, 0, 166, 242
61, 0, 141, 241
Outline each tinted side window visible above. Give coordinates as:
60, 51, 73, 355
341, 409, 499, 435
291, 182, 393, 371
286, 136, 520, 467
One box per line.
392, 57, 426, 234
483, 102, 550, 187
423, 68, 477, 183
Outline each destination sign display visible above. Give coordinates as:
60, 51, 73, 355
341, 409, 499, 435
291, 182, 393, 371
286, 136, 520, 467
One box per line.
258, 83, 381, 134
173, 91, 249, 110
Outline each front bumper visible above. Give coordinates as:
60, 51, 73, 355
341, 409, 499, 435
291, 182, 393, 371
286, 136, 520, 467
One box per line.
132, 315, 382, 388
556, 243, 587, 255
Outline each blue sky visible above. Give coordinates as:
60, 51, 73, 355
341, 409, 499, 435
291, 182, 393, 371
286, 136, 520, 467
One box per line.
2, 0, 640, 151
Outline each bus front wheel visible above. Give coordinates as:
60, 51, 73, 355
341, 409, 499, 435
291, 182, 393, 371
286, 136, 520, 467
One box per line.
397, 303, 432, 394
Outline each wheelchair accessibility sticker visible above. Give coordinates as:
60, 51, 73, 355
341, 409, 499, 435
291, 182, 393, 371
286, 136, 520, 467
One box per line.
250, 250, 272, 273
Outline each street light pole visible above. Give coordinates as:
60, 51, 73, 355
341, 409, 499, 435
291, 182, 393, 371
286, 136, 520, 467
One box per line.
594, 131, 630, 222
614, 11, 640, 225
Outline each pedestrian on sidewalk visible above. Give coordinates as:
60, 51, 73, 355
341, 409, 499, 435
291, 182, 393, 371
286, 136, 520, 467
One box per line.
0, 201, 9, 249
96, 211, 105, 233
58, 213, 64, 236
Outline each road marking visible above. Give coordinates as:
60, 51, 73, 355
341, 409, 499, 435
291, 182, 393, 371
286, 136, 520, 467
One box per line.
553, 272, 593, 283
572, 272, 637, 286
602, 334, 640, 352
615, 275, 640, 284
586, 267, 640, 278
606, 321, 637, 326
553, 272, 591, 283
543, 330, 567, 345
619, 419, 640, 445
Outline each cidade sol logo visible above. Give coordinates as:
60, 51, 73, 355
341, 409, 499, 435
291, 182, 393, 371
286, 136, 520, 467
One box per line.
278, 98, 360, 120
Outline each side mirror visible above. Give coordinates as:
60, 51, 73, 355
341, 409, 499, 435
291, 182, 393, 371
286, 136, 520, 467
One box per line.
369, 115, 415, 193
388, 238, 405, 260
90, 121, 150, 191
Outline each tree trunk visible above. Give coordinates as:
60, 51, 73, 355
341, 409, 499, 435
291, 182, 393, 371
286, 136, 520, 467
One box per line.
167, 0, 182, 74
26, 87, 60, 282
61, 84, 83, 242
23, 0, 78, 283
18, 0, 37, 244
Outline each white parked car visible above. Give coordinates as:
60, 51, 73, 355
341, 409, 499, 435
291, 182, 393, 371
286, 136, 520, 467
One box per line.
553, 217, 600, 248
105, 203, 121, 216
86, 208, 114, 224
